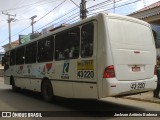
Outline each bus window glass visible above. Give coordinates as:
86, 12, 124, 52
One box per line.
10, 50, 15, 65
55, 27, 80, 60
16, 46, 25, 65
4, 52, 10, 71
81, 23, 94, 58
25, 42, 37, 64
37, 36, 54, 62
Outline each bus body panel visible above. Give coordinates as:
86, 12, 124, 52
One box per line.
73, 82, 98, 98
96, 14, 114, 98
100, 14, 157, 97
102, 76, 157, 97
107, 17, 156, 81
3, 13, 157, 99
52, 81, 74, 98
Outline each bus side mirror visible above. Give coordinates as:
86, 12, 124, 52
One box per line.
1, 57, 4, 66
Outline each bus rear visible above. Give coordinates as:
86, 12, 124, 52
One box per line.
102, 14, 157, 97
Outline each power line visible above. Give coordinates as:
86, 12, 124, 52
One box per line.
0, 0, 58, 12
36, 0, 88, 31
88, 0, 123, 12
36, 0, 137, 32
53, 11, 79, 26
87, 0, 142, 15
11, 26, 31, 41
45, 0, 142, 26
70, 0, 80, 8
42, 0, 114, 26
87, 0, 114, 10
0, 38, 8, 45
35, 0, 66, 24
40, 0, 143, 27
18, 0, 63, 18
64, 15, 80, 24
14, 0, 26, 9
36, 7, 78, 31
0, 0, 67, 45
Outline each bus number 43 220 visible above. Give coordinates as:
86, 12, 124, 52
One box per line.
77, 70, 94, 79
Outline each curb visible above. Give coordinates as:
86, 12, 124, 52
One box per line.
122, 96, 160, 104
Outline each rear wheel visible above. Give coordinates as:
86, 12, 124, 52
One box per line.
41, 79, 54, 102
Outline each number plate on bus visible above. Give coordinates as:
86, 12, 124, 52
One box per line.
132, 66, 140, 72
130, 82, 145, 90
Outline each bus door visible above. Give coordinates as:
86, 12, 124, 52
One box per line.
75, 21, 98, 98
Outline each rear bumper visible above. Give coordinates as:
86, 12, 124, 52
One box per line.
102, 75, 157, 97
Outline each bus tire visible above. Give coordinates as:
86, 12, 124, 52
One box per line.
41, 79, 53, 102
10, 77, 18, 92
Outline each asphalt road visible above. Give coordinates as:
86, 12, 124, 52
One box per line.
0, 77, 160, 120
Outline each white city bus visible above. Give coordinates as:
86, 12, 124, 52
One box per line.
3, 13, 157, 101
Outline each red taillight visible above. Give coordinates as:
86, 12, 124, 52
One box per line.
134, 51, 140, 53
103, 65, 115, 78
154, 65, 157, 75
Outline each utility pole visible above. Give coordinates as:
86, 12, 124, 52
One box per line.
113, 0, 115, 13
30, 15, 37, 34
2, 12, 16, 48
80, 0, 87, 19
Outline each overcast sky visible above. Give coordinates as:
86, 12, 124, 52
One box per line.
0, 0, 159, 52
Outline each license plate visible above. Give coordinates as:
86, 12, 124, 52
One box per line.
130, 82, 145, 90
132, 66, 140, 72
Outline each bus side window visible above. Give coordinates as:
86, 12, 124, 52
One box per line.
55, 27, 80, 60
4, 52, 10, 71
10, 50, 16, 66
81, 23, 94, 58
55, 32, 67, 60
68, 28, 80, 59
25, 42, 37, 64
37, 36, 54, 63
16, 46, 25, 65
